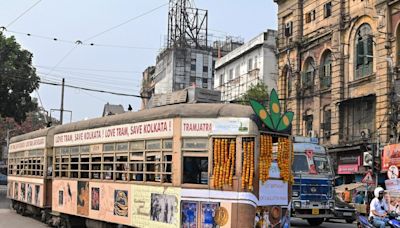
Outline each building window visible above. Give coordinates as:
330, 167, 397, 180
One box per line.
284, 21, 293, 37
191, 58, 196, 71
305, 10, 316, 23
248, 58, 253, 71
229, 69, 234, 80
301, 58, 315, 89
355, 24, 373, 79
203, 66, 208, 73
322, 108, 331, 139
339, 96, 376, 141
304, 114, 313, 135
320, 51, 332, 90
324, 2, 332, 18
254, 56, 258, 69
235, 65, 240, 78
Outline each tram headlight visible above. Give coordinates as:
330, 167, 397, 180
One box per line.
294, 201, 301, 208
292, 191, 299, 197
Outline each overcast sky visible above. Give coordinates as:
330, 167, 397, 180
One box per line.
0, 0, 278, 122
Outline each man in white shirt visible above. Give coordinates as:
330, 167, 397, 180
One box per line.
370, 187, 389, 228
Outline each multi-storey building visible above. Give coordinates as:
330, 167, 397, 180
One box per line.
214, 30, 278, 102
275, 0, 400, 184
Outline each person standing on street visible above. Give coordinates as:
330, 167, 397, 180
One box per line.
343, 187, 351, 203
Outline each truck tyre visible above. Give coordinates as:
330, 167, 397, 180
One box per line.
345, 218, 355, 223
307, 218, 324, 226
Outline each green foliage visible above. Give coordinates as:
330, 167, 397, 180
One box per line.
0, 32, 40, 123
238, 82, 269, 106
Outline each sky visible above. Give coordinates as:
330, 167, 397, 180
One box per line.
0, 0, 278, 123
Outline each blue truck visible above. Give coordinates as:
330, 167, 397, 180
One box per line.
291, 136, 335, 226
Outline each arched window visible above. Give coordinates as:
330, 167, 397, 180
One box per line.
282, 65, 291, 97
302, 58, 315, 89
355, 23, 373, 79
397, 25, 400, 66
320, 51, 332, 89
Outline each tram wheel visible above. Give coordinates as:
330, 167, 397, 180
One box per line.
59, 217, 71, 228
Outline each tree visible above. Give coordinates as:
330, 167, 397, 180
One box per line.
0, 32, 40, 123
238, 82, 269, 106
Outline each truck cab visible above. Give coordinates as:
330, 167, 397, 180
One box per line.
291, 136, 335, 226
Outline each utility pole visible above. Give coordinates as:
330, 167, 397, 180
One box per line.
60, 78, 65, 125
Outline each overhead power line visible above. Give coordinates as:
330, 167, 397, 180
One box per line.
85, 2, 168, 41
7, 0, 42, 28
4, 29, 159, 50
43, 2, 167, 77
40, 80, 146, 98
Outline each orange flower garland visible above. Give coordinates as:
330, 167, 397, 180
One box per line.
241, 138, 255, 191
259, 134, 273, 183
277, 137, 293, 184
212, 138, 236, 189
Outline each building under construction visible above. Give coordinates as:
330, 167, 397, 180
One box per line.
140, 0, 243, 109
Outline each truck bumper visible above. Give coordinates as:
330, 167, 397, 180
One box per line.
292, 209, 334, 219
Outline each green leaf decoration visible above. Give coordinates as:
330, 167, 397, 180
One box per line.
276, 111, 294, 131
249, 99, 274, 129
269, 89, 280, 129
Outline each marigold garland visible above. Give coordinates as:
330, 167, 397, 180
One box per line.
277, 137, 293, 184
259, 134, 273, 183
241, 138, 255, 191
212, 138, 236, 189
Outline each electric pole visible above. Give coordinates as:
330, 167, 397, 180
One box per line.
60, 78, 65, 124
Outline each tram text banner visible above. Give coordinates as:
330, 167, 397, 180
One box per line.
258, 180, 289, 206
54, 119, 173, 147
181, 118, 250, 137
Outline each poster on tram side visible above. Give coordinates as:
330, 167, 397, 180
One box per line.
254, 206, 290, 228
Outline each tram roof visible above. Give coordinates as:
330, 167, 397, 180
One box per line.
10, 127, 55, 144
51, 103, 253, 135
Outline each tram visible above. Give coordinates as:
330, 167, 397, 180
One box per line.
8, 93, 294, 228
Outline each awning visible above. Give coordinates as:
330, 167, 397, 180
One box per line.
327, 146, 360, 153
335, 182, 366, 193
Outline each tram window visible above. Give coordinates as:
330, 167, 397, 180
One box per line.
80, 145, 90, 153
130, 161, 144, 181
163, 155, 172, 183
146, 155, 160, 182
116, 155, 128, 181
47, 157, 53, 177
91, 157, 101, 179
130, 141, 144, 150
163, 140, 173, 149
183, 157, 208, 184
146, 140, 161, 150
70, 146, 79, 154
80, 157, 89, 179
182, 138, 208, 149
70, 157, 79, 178
104, 143, 115, 152
103, 155, 114, 180
116, 143, 128, 151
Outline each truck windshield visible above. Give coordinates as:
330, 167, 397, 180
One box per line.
293, 154, 309, 173
314, 156, 331, 174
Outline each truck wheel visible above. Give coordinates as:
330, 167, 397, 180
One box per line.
307, 218, 324, 226
345, 219, 355, 223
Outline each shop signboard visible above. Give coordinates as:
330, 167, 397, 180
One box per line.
382, 144, 400, 171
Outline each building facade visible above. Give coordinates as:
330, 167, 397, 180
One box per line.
214, 30, 278, 102
275, 0, 400, 184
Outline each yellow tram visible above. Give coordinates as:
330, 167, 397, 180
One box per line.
8, 94, 293, 228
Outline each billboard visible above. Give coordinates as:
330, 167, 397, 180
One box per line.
382, 144, 400, 171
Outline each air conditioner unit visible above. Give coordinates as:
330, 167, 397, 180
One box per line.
360, 129, 371, 139
363, 151, 373, 167
324, 131, 331, 138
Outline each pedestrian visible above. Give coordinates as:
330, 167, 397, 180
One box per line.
343, 187, 351, 203
355, 191, 364, 204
